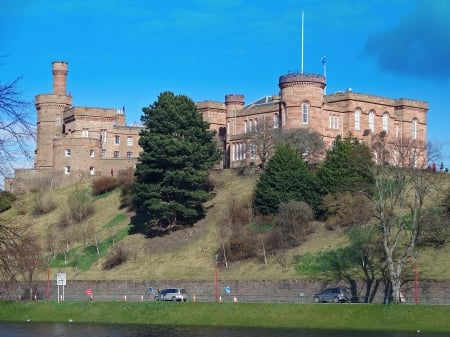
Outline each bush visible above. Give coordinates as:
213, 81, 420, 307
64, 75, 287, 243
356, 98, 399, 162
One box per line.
67, 185, 94, 223
103, 244, 130, 270
32, 190, 57, 215
93, 176, 118, 195
117, 168, 135, 209
0, 191, 16, 213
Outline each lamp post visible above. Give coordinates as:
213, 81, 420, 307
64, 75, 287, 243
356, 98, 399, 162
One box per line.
214, 254, 219, 302
414, 251, 419, 305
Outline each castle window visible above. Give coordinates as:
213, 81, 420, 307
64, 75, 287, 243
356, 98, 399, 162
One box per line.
368, 110, 375, 131
248, 119, 252, 132
273, 113, 279, 128
101, 149, 106, 158
127, 136, 133, 146
65, 149, 71, 157
329, 115, 339, 129
302, 103, 309, 124
90, 149, 95, 158
354, 108, 361, 130
82, 128, 89, 138
114, 151, 120, 158
244, 120, 248, 133
250, 142, 256, 159
56, 115, 61, 126
64, 166, 71, 174
253, 119, 258, 131
55, 133, 60, 139
89, 166, 95, 175
412, 119, 418, 140
127, 151, 132, 158
383, 112, 389, 132
114, 135, 120, 145
100, 129, 107, 143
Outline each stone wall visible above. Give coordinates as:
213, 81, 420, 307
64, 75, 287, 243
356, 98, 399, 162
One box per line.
2, 279, 450, 305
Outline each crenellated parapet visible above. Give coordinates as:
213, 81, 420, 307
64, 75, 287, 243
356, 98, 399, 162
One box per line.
278, 72, 326, 89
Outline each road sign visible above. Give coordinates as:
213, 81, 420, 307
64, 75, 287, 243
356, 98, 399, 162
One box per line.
56, 272, 66, 286
224, 286, 231, 294
85, 288, 93, 296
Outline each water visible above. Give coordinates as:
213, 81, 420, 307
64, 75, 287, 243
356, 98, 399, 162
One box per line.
0, 322, 447, 337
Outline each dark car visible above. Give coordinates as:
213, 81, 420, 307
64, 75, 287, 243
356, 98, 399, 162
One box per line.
313, 287, 350, 303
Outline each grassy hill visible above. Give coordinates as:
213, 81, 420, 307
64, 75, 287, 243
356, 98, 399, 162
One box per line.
3, 169, 450, 281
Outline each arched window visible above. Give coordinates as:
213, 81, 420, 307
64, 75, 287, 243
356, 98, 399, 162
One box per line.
302, 102, 309, 124
273, 113, 279, 128
382, 112, 389, 132
412, 119, 418, 140
368, 110, 375, 131
354, 108, 361, 131
254, 119, 258, 131
244, 120, 247, 133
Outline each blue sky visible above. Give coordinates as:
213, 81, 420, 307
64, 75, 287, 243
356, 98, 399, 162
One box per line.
2, 0, 450, 165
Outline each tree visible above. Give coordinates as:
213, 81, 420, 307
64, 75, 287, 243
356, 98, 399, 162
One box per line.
316, 134, 375, 196
133, 91, 220, 234
276, 128, 326, 165
254, 143, 320, 215
244, 117, 278, 170
372, 152, 440, 303
0, 73, 35, 185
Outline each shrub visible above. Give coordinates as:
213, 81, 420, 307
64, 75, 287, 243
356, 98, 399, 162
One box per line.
103, 244, 130, 270
32, 190, 57, 215
67, 185, 94, 223
0, 191, 16, 213
93, 176, 118, 195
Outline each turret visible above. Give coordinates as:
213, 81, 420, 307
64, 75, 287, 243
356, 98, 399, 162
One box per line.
35, 61, 73, 170
278, 73, 325, 129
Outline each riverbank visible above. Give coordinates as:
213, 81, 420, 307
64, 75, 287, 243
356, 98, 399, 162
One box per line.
1, 301, 450, 333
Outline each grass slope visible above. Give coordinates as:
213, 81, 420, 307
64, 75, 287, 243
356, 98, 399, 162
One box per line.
3, 169, 450, 281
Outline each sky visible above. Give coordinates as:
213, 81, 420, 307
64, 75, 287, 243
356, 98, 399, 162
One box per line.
1, 0, 450, 169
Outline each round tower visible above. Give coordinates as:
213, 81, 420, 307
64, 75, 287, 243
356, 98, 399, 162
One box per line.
35, 61, 73, 170
225, 94, 245, 118
278, 73, 325, 129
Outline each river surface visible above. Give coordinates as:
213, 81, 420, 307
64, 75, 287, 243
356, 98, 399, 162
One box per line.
0, 322, 447, 337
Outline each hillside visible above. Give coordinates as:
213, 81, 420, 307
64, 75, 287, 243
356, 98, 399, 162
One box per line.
4, 169, 450, 281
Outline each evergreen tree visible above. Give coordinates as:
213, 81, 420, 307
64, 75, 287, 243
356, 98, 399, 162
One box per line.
254, 144, 320, 215
133, 91, 220, 233
316, 134, 375, 195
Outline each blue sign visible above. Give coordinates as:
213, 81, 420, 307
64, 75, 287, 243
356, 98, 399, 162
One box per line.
148, 287, 154, 294
224, 286, 231, 294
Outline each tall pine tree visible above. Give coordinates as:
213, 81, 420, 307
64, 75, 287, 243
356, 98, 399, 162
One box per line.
133, 91, 220, 234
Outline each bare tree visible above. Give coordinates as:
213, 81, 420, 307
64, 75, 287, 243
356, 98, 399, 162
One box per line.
0, 72, 35, 185
372, 141, 440, 303
244, 117, 279, 170
276, 128, 326, 164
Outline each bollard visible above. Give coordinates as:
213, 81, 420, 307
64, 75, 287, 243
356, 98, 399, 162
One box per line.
233, 296, 237, 302
192, 295, 196, 302
141, 295, 144, 301
124, 295, 127, 301
219, 296, 222, 302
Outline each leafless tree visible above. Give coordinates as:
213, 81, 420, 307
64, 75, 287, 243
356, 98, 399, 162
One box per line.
372, 141, 440, 303
0, 71, 35, 185
244, 117, 279, 170
276, 128, 326, 164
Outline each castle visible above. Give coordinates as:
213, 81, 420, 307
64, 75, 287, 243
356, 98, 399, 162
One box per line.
5, 61, 428, 192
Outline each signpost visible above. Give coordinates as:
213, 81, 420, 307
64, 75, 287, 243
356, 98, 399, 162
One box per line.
85, 288, 93, 301
56, 272, 66, 303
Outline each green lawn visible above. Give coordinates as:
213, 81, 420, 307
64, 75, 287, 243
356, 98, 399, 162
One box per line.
0, 301, 449, 333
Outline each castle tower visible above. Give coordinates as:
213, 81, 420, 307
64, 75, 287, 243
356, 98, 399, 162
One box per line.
225, 94, 245, 136
35, 61, 73, 170
278, 73, 325, 130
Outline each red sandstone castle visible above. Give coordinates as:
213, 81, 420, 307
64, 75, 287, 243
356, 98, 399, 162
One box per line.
5, 61, 428, 192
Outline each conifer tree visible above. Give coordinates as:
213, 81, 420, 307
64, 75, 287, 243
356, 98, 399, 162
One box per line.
254, 143, 320, 215
133, 91, 220, 233
316, 134, 375, 195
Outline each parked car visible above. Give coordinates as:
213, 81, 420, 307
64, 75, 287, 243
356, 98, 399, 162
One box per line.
313, 287, 350, 303
155, 288, 187, 302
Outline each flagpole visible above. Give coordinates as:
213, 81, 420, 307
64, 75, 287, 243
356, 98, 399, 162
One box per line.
301, 11, 304, 74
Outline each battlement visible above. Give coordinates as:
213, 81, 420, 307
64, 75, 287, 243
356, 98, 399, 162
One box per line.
278, 72, 326, 88
225, 94, 245, 105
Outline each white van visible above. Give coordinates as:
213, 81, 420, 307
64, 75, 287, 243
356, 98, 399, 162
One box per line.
155, 288, 187, 302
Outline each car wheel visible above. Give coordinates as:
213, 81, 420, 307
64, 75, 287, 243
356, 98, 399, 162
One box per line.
314, 297, 320, 303
333, 297, 339, 303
